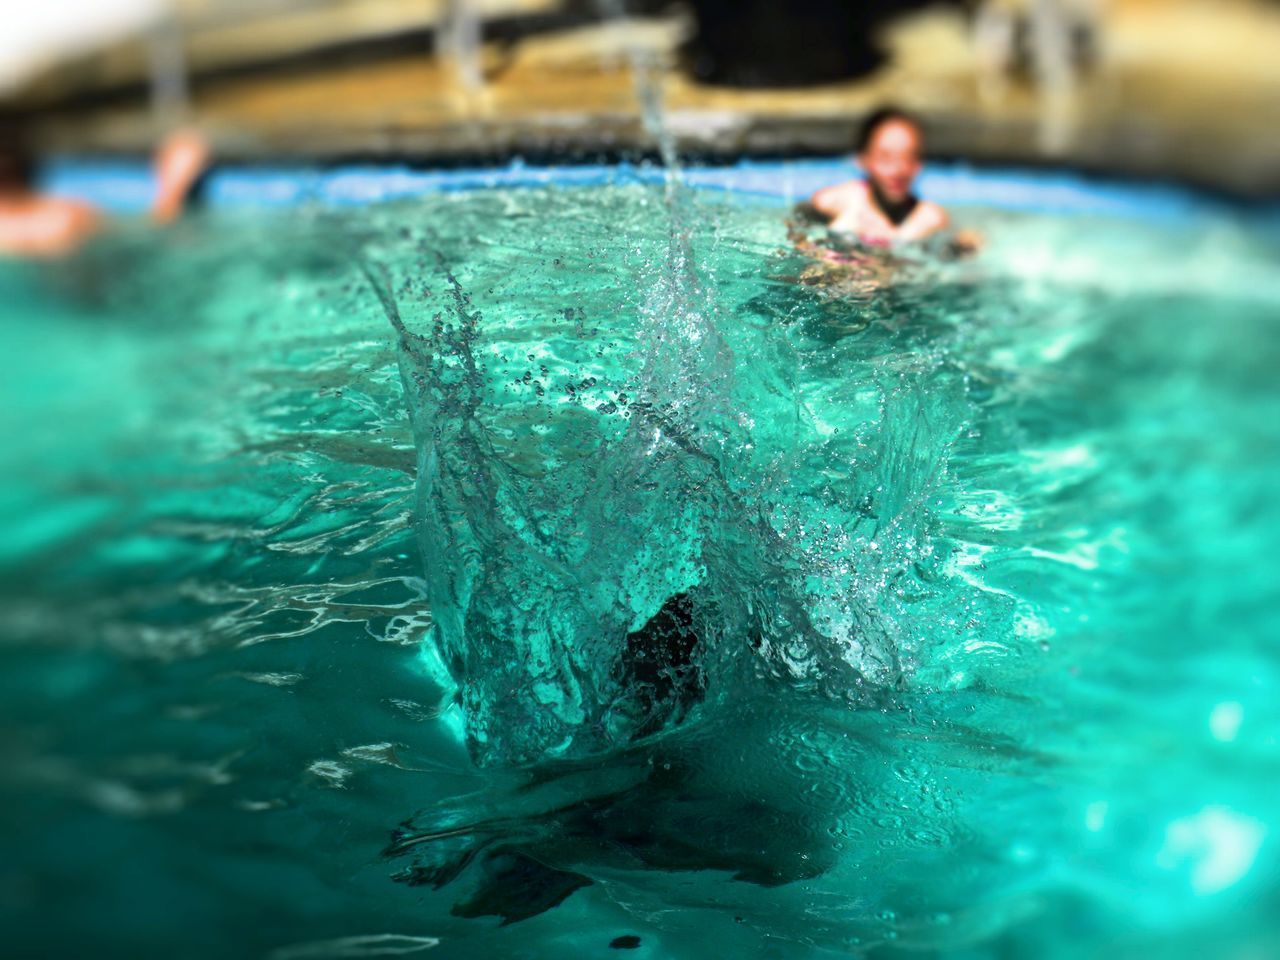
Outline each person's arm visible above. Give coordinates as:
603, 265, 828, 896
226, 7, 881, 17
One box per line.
151, 129, 211, 225
810, 181, 856, 221
786, 205, 823, 257
897, 201, 949, 242
790, 185, 850, 255
907, 203, 985, 259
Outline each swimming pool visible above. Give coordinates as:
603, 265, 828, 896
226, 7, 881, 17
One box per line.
2, 161, 1278, 959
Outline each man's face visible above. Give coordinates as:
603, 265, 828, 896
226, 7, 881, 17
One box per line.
858, 119, 923, 203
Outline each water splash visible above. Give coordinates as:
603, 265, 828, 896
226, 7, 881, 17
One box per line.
595, 0, 681, 179
361, 175, 981, 771
360, 10, 979, 768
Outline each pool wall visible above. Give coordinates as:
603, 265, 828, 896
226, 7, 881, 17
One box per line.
39, 157, 1280, 227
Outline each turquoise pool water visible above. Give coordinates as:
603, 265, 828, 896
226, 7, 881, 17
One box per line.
2, 164, 1278, 959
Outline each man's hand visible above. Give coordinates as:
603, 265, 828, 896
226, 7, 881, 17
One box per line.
950, 229, 984, 255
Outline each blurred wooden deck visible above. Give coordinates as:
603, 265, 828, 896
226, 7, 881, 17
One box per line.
10, 0, 1280, 195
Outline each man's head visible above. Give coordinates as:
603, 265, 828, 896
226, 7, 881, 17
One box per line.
856, 107, 924, 204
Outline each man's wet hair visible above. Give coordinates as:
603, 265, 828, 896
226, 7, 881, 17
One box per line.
855, 106, 922, 153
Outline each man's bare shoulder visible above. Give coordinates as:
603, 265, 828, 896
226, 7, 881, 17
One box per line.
811, 178, 868, 216
0, 196, 101, 258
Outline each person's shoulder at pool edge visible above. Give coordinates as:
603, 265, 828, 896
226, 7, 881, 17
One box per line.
806, 106, 980, 254
0, 124, 211, 259
0, 126, 101, 259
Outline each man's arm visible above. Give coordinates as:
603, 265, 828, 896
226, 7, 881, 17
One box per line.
897, 200, 949, 242
151, 129, 211, 225
902, 202, 985, 257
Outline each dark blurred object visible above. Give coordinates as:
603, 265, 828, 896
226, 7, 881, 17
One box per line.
619, 591, 705, 738
685, 0, 954, 87
0, 115, 36, 189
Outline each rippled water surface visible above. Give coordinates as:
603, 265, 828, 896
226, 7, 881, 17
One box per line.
2, 179, 1278, 959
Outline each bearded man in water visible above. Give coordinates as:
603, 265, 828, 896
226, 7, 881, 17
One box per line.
808, 107, 977, 250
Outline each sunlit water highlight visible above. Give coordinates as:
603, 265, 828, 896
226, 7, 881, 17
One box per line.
1, 175, 1278, 959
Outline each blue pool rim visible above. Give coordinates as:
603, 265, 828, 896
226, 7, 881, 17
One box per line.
38, 155, 1280, 226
